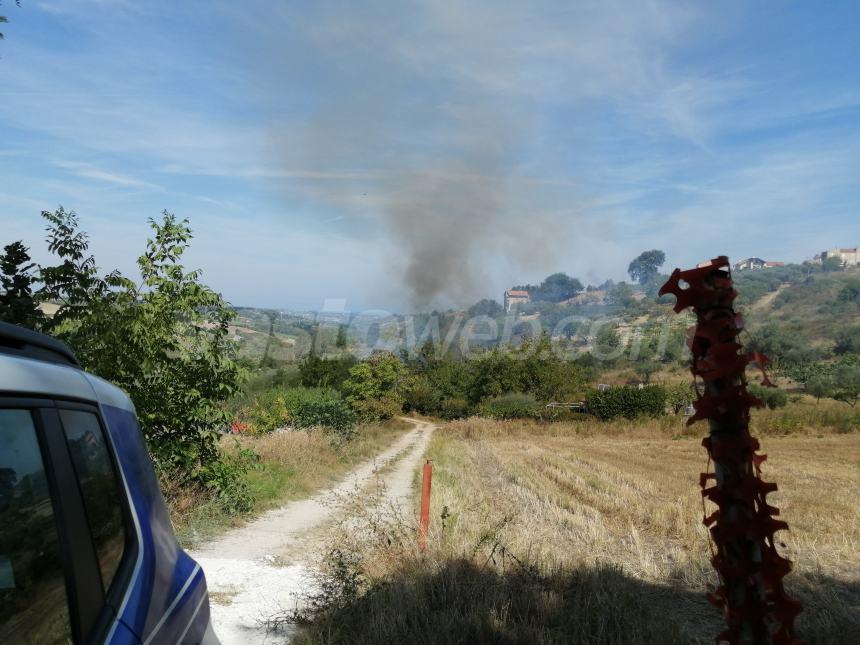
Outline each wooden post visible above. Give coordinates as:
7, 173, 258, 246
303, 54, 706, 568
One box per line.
418, 460, 433, 551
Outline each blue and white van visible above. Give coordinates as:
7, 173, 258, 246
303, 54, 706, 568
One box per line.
0, 321, 219, 644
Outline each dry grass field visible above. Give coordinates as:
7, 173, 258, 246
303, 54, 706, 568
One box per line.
294, 412, 859, 645
166, 419, 411, 547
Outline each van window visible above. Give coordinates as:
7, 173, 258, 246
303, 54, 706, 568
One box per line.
59, 410, 127, 595
0, 409, 72, 644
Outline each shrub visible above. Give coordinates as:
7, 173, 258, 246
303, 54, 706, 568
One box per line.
585, 385, 667, 420
299, 353, 358, 391
665, 382, 695, 414
402, 375, 441, 415
438, 398, 472, 420
245, 389, 292, 434
479, 392, 542, 420
245, 387, 356, 437
349, 395, 403, 423
344, 353, 406, 421
283, 387, 356, 437
748, 383, 788, 410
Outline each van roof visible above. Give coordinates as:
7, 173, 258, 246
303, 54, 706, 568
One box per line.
0, 321, 81, 368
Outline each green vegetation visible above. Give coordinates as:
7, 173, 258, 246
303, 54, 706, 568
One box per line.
478, 392, 542, 420
1, 208, 250, 510
515, 272, 584, 303
627, 249, 666, 285
243, 387, 356, 437
585, 385, 667, 420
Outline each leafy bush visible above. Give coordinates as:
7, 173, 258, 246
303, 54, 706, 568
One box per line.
245, 389, 292, 434
344, 353, 406, 421
665, 382, 695, 414
585, 385, 667, 420
283, 387, 356, 438
348, 396, 403, 423
438, 398, 472, 420
479, 393, 542, 420
299, 353, 358, 391
748, 383, 788, 410
24, 209, 246, 507
198, 444, 260, 514
402, 375, 441, 415
246, 387, 356, 437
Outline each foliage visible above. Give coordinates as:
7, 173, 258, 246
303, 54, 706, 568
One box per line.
593, 323, 621, 358
437, 397, 471, 420
525, 273, 584, 303
821, 256, 844, 272
585, 385, 667, 420
633, 359, 659, 384
832, 362, 860, 407
748, 383, 788, 410
284, 387, 356, 438
244, 389, 293, 434
401, 374, 441, 415
478, 392, 542, 420
747, 323, 821, 373
343, 352, 406, 421
466, 336, 586, 404
665, 382, 695, 414
0, 241, 44, 328
607, 282, 636, 308
33, 208, 246, 506
466, 298, 503, 317
299, 352, 358, 391
627, 250, 666, 285
833, 325, 860, 355
245, 387, 356, 437
837, 279, 860, 304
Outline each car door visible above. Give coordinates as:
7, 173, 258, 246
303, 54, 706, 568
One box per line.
0, 398, 138, 644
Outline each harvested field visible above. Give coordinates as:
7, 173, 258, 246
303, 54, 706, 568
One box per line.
295, 417, 860, 644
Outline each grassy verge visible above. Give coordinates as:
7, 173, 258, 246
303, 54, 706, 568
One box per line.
165, 418, 412, 548
292, 415, 859, 644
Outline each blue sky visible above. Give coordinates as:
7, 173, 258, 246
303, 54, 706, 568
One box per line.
1, 1, 858, 311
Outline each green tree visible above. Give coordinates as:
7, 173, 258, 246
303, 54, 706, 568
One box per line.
299, 352, 357, 391
533, 273, 583, 303
833, 325, 860, 355
343, 352, 406, 421
634, 359, 658, 384
627, 250, 666, 285
806, 373, 834, 402
336, 323, 348, 349
821, 256, 843, 272
36, 208, 245, 502
0, 241, 44, 328
594, 323, 621, 358
608, 282, 636, 308
466, 298, 503, 317
833, 363, 860, 407
838, 279, 860, 304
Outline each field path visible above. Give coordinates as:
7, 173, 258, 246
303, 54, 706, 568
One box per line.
190, 418, 435, 644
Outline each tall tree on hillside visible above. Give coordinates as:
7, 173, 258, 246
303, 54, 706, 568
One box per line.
538, 273, 583, 302
628, 250, 666, 285
0, 241, 44, 328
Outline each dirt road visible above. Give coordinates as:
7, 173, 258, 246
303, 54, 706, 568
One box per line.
190, 418, 435, 644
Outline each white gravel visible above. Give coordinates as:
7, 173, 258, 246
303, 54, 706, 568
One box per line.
189, 418, 435, 644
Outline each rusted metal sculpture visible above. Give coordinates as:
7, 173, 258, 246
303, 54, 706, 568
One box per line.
659, 257, 802, 644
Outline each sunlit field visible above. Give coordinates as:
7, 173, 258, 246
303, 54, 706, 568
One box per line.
295, 413, 860, 645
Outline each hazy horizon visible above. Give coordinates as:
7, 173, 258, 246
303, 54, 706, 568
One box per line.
2, 1, 859, 311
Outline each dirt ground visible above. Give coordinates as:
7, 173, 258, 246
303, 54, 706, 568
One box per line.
190, 418, 435, 644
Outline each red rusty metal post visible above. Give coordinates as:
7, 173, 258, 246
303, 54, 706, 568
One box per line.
418, 459, 433, 551
660, 257, 802, 645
